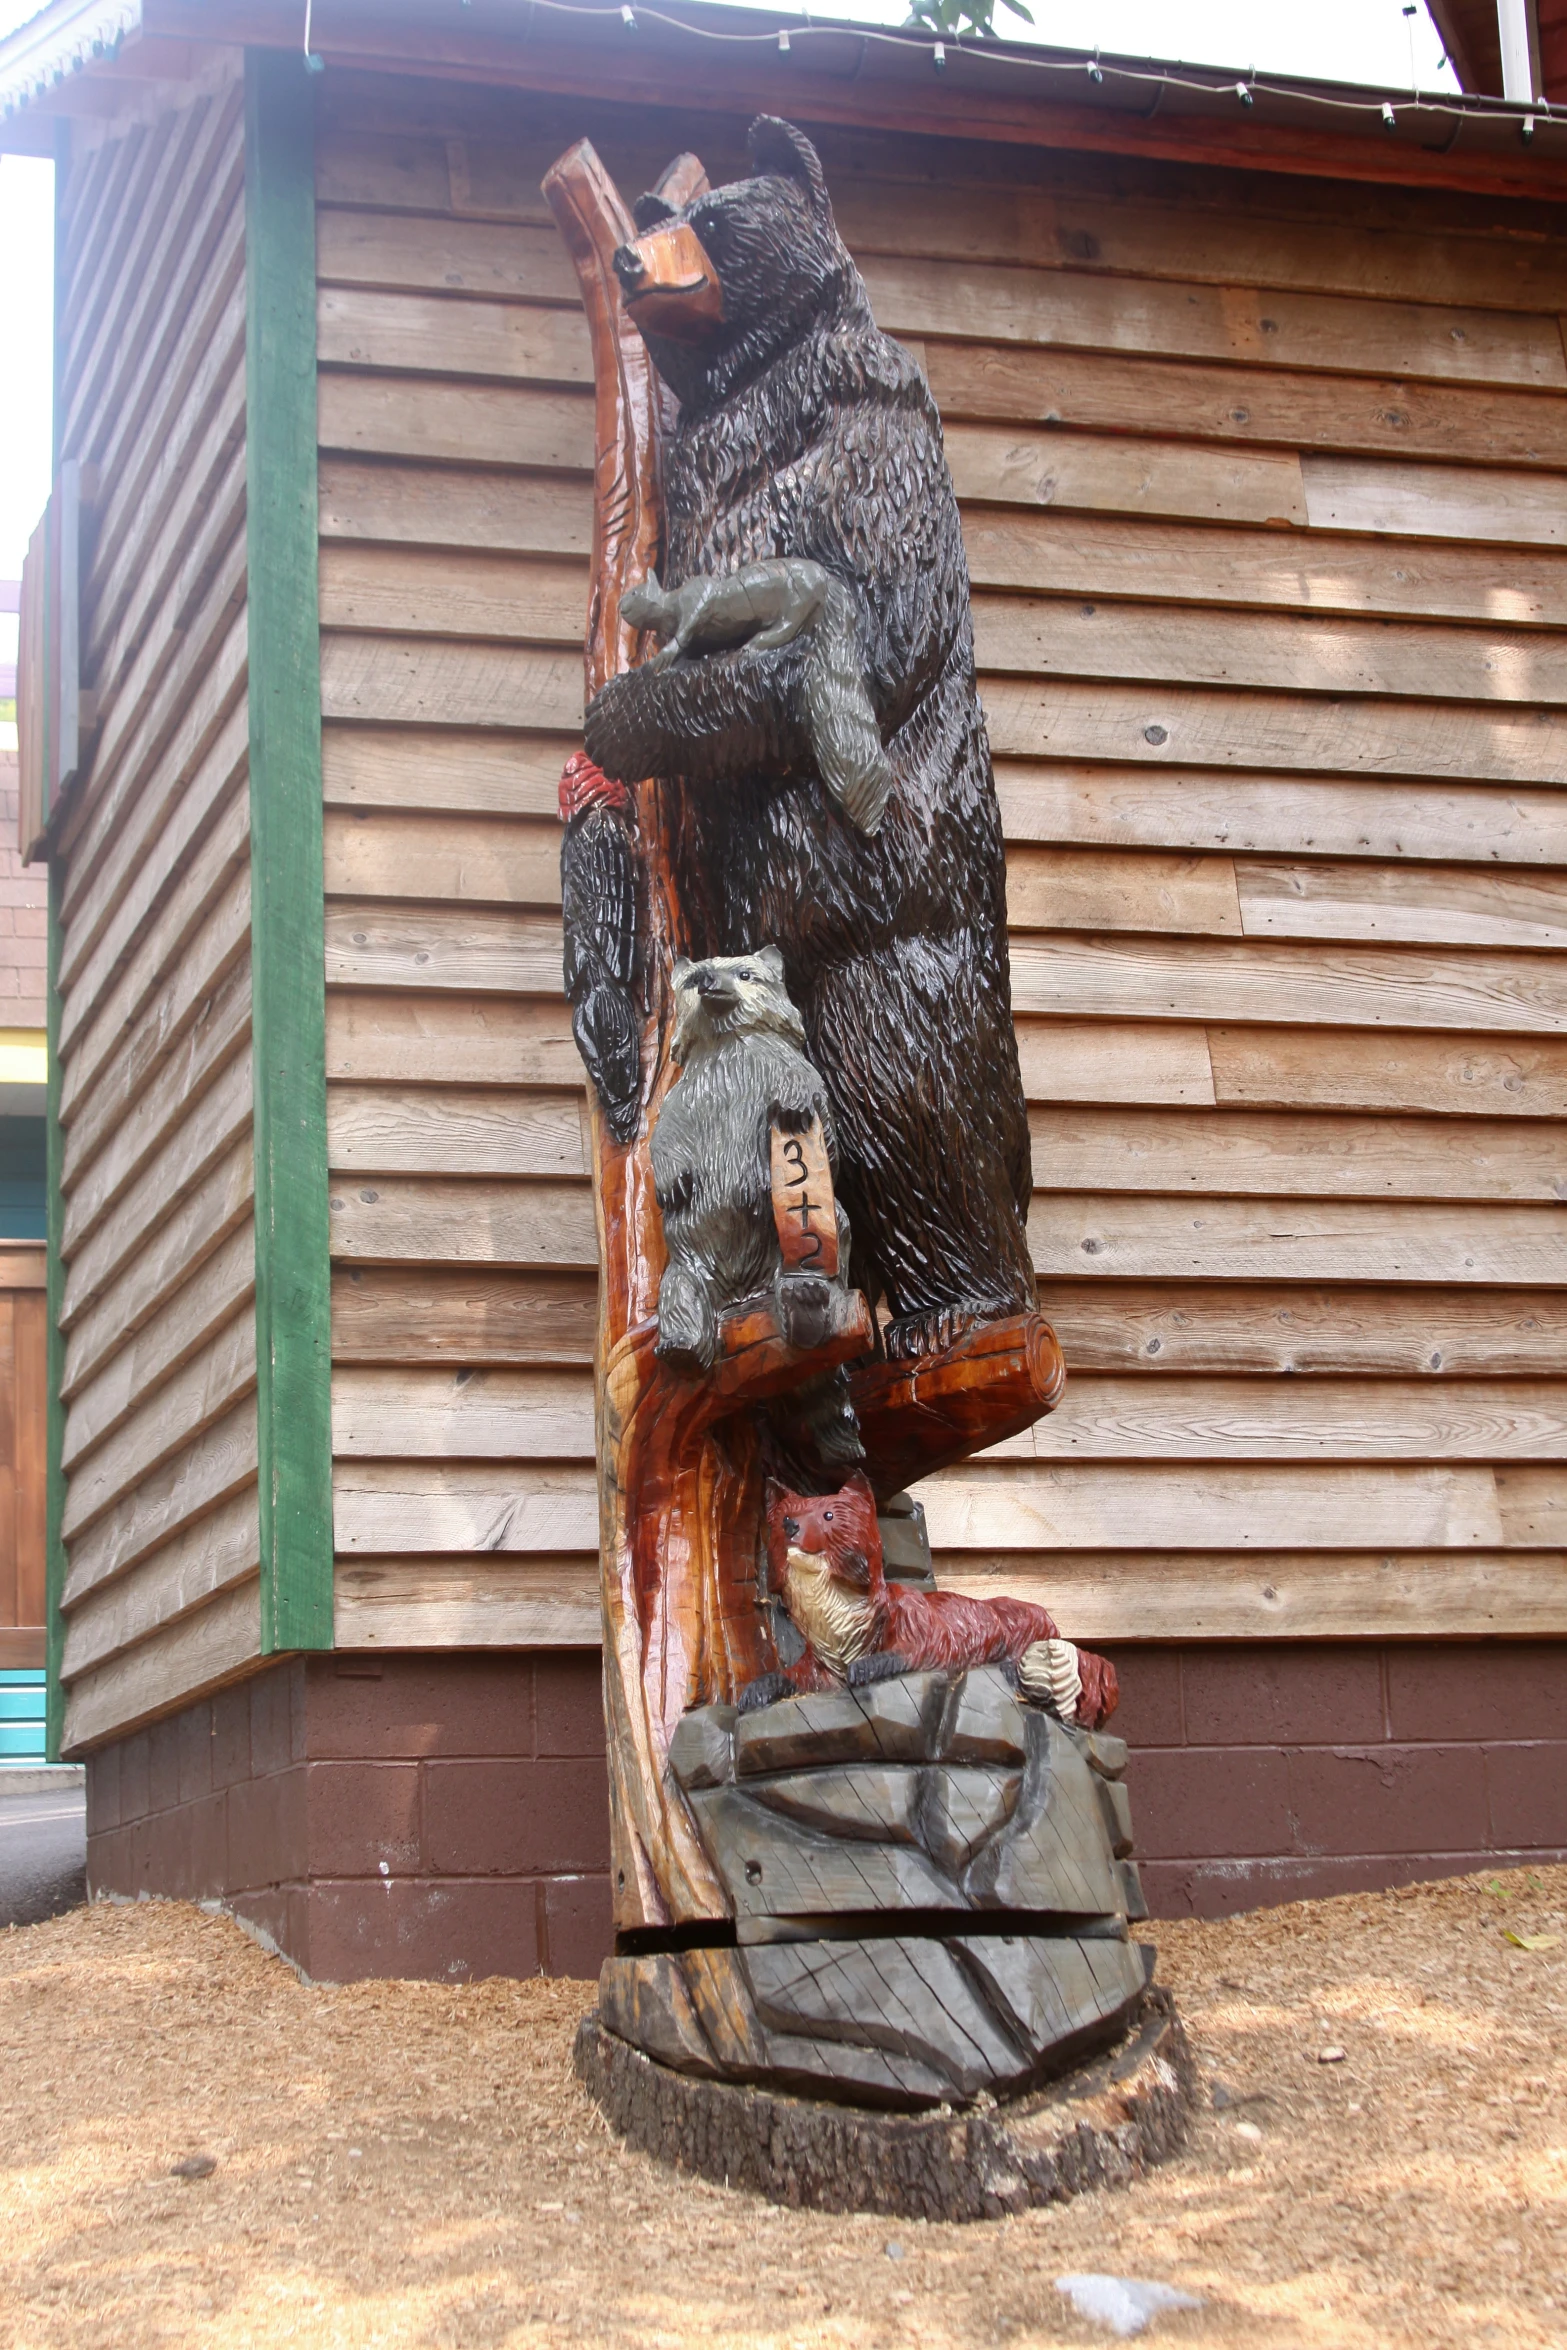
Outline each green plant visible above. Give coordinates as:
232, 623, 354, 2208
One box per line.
904, 0, 1034, 37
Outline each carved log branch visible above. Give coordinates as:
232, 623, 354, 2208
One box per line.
547, 141, 781, 1934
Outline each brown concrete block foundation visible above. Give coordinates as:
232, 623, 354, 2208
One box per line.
84, 1643, 1567, 1980
85, 1652, 613, 1982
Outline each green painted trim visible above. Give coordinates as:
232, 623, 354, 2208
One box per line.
245, 48, 334, 1653
43, 868, 66, 1758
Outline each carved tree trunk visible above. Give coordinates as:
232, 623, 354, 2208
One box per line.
544, 143, 1063, 1938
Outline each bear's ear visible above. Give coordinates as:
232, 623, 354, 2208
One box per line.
747, 115, 831, 221
671, 955, 694, 990
844, 1470, 877, 1508
756, 944, 785, 980
632, 191, 678, 233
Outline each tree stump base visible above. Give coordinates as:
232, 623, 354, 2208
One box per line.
574, 1985, 1195, 2220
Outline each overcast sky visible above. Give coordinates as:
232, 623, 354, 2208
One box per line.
0, 0, 1454, 585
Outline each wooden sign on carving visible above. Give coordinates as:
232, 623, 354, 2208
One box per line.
770, 1116, 838, 1279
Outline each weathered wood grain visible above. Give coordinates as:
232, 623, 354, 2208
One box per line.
946, 424, 1308, 527
1008, 935, 1567, 1035
1042, 1283, 1567, 1378
964, 507, 1567, 629
325, 991, 580, 1087
61, 1052, 253, 1326
1234, 860, 1567, 949
326, 1174, 596, 1267
327, 1084, 587, 1176
332, 1459, 597, 1552
987, 1375, 1567, 1462
314, 125, 1567, 311
331, 1364, 592, 1457
1301, 454, 1567, 547
319, 284, 591, 384
322, 806, 562, 906
318, 370, 593, 471
61, 1223, 255, 1459
60, 1576, 261, 1756
319, 541, 587, 644
320, 629, 583, 732
57, 1144, 253, 1398
994, 760, 1567, 868
330, 1264, 598, 1364
60, 1311, 257, 1539
974, 593, 1567, 705
57, 692, 248, 1011
923, 340, 1567, 470
60, 1485, 260, 1675
333, 1554, 600, 1648
1015, 1021, 1217, 1106
995, 847, 1243, 937
317, 205, 580, 302
322, 720, 579, 819
1028, 1104, 1567, 1200
58, 787, 250, 1097
319, 456, 591, 561
1028, 1193, 1566, 1285
1495, 1469, 1567, 1544
941, 1550, 1567, 1640
1206, 1027, 1567, 1115
323, 902, 565, 994
61, 959, 250, 1242
60, 1399, 260, 1605
921, 1461, 1503, 1550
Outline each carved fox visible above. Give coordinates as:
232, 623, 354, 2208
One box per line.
748, 1472, 1119, 1729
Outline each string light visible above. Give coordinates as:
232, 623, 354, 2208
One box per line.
8, 0, 1562, 143
1236, 81, 1252, 106
484, 0, 1561, 135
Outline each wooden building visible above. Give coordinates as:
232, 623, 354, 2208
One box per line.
3, 0, 1565, 1979
0, 725, 50, 1756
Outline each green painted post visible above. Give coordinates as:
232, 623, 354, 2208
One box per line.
246, 47, 334, 1653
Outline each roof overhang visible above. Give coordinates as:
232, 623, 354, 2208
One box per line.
3, 0, 1565, 199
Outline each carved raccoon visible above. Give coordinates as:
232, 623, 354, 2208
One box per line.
650, 948, 861, 1470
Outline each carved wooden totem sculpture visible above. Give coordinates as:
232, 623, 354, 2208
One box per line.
545, 122, 1153, 2117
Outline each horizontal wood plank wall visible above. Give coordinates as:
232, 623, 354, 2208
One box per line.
51, 76, 262, 1753
316, 81, 1567, 1657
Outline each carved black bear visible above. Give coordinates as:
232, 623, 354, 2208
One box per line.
584, 115, 1035, 1361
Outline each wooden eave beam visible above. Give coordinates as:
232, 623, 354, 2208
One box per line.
117, 0, 1567, 203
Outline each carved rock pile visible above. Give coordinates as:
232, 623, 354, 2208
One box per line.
594, 1666, 1155, 2109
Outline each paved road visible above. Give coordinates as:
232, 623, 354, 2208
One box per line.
0, 1786, 87, 1928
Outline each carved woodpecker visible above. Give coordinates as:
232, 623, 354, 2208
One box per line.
558, 750, 642, 1143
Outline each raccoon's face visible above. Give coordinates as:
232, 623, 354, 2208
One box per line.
670, 947, 806, 1064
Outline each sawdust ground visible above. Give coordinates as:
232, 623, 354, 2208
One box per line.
2, 1866, 1565, 2350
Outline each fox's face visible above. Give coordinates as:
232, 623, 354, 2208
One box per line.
767, 1471, 883, 1596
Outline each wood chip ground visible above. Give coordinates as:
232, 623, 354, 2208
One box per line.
2, 1865, 1564, 2348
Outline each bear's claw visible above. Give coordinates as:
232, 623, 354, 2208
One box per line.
737, 1672, 794, 1714
846, 1649, 910, 1689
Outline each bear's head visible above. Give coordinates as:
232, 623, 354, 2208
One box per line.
615, 117, 863, 410
765, 1470, 886, 1599
670, 945, 806, 1065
